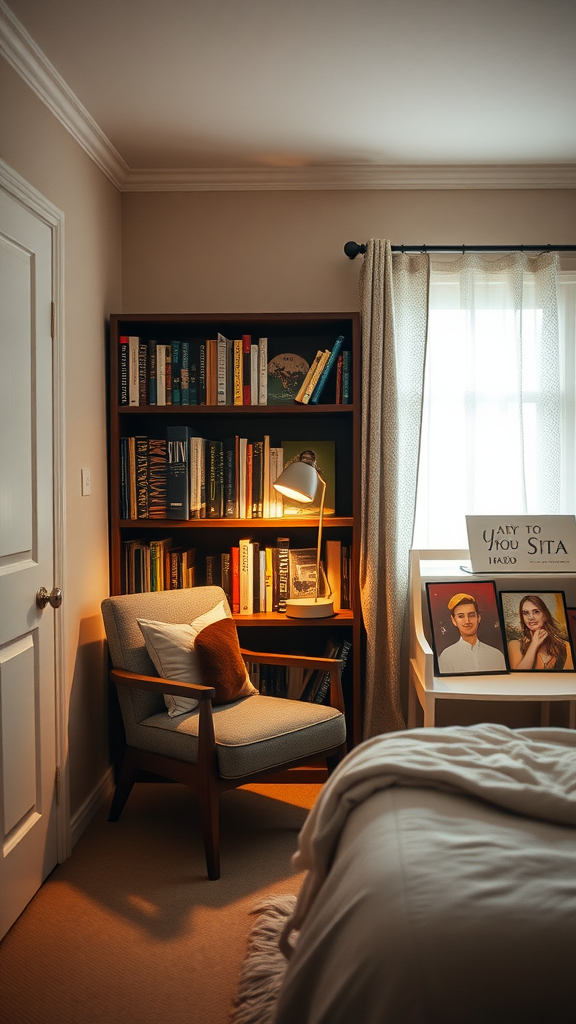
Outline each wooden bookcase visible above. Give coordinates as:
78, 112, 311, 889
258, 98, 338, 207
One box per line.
107, 312, 363, 745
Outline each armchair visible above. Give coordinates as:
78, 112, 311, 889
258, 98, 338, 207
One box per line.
101, 586, 347, 879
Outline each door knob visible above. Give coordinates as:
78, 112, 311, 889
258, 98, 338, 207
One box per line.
36, 586, 63, 609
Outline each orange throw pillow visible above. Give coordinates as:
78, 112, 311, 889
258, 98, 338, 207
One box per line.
194, 617, 257, 705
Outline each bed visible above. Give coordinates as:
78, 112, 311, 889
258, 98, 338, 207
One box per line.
273, 724, 576, 1024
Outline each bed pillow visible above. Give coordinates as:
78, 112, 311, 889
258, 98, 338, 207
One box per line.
137, 600, 255, 715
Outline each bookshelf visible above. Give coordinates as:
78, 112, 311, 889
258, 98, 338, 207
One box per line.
108, 312, 363, 745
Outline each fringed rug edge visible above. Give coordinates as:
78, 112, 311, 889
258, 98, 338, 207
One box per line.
230, 894, 297, 1024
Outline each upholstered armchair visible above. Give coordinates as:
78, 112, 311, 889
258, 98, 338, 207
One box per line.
101, 586, 347, 879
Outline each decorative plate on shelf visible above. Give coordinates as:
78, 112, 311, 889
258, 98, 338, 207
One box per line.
267, 352, 309, 404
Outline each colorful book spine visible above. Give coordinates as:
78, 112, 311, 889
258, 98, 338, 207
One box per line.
181, 341, 190, 404
189, 345, 198, 405
167, 425, 190, 519
335, 352, 343, 404
223, 438, 236, 518
231, 546, 240, 613
294, 349, 322, 403
119, 336, 129, 405
156, 344, 167, 405
301, 349, 330, 404
147, 438, 167, 518
309, 335, 344, 404
250, 344, 259, 405
198, 343, 206, 405
171, 340, 181, 405
128, 336, 140, 406
239, 538, 253, 615
138, 342, 148, 405
276, 537, 290, 613
217, 334, 227, 405
135, 436, 149, 519
233, 340, 243, 405
341, 349, 351, 404
165, 344, 172, 405
148, 339, 157, 405
242, 335, 251, 405
258, 338, 268, 404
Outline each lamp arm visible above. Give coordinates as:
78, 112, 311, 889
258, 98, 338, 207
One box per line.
315, 475, 326, 603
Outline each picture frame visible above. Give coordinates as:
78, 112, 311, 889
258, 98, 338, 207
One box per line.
426, 580, 508, 677
499, 591, 575, 672
567, 608, 576, 650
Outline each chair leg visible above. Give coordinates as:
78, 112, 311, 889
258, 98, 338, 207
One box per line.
326, 747, 346, 777
197, 771, 220, 880
108, 746, 138, 822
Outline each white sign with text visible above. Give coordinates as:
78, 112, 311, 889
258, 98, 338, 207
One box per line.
466, 515, 576, 573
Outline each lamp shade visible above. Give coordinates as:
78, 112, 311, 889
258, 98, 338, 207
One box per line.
272, 459, 318, 504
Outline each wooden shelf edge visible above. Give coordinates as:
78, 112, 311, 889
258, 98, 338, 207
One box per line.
117, 516, 354, 528
234, 610, 354, 625
117, 403, 354, 414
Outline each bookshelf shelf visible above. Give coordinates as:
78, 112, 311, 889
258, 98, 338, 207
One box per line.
108, 311, 362, 744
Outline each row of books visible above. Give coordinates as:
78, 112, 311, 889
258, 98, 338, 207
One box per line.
119, 333, 351, 408
245, 637, 352, 704
121, 333, 265, 407
119, 430, 336, 521
293, 335, 350, 405
122, 537, 352, 613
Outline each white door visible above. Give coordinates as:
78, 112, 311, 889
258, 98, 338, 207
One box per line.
0, 184, 59, 939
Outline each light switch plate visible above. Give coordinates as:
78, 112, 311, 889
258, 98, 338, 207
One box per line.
81, 467, 91, 496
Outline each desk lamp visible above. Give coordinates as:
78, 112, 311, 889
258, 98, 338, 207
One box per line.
273, 452, 334, 618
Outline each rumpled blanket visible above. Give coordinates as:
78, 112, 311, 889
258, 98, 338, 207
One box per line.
280, 723, 576, 956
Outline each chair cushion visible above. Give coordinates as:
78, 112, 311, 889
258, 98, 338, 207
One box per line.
133, 693, 346, 779
137, 600, 256, 715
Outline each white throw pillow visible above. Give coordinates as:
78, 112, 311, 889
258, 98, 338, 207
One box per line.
137, 599, 232, 717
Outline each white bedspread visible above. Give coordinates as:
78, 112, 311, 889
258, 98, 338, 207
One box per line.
274, 724, 576, 1024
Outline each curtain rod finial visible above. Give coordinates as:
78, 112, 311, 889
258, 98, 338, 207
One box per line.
344, 241, 366, 259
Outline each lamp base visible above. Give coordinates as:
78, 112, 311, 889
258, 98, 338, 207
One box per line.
285, 597, 334, 619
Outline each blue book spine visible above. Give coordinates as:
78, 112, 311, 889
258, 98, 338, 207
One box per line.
341, 349, 351, 404
148, 339, 157, 405
309, 335, 344, 404
181, 341, 190, 404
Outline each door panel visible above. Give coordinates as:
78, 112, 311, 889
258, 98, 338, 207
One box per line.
0, 186, 58, 939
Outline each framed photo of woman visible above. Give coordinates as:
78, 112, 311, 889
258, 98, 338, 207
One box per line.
499, 591, 575, 672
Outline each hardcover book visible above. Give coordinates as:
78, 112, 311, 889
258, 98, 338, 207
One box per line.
167, 425, 191, 519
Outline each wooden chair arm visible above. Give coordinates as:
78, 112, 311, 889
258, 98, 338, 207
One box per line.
240, 649, 343, 671
110, 667, 216, 702
240, 650, 346, 715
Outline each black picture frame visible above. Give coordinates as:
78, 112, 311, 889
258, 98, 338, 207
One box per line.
499, 591, 575, 672
426, 580, 508, 677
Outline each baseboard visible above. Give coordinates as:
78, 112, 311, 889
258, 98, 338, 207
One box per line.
70, 766, 115, 848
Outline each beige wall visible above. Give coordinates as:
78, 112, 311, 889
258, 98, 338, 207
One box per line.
0, 58, 122, 820
121, 188, 576, 312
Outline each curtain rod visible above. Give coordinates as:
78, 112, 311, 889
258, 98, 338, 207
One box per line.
344, 241, 576, 259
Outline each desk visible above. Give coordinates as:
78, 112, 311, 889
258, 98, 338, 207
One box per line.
409, 549, 576, 728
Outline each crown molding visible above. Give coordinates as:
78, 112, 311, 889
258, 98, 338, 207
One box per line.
2, 2, 575, 193
0, 0, 127, 189
124, 162, 576, 192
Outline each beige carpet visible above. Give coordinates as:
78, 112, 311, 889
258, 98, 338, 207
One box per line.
0, 782, 320, 1024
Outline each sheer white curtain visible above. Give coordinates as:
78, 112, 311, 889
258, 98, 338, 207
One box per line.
414, 252, 576, 548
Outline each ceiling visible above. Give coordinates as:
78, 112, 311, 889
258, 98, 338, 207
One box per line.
3, 0, 576, 189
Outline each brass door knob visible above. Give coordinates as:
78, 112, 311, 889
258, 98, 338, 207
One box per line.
36, 587, 63, 609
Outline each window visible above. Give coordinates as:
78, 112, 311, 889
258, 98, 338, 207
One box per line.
414, 259, 576, 549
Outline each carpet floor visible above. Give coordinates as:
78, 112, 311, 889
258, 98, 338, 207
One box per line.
0, 782, 320, 1024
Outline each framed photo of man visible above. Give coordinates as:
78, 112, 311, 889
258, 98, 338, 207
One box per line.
499, 591, 575, 672
426, 581, 508, 677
